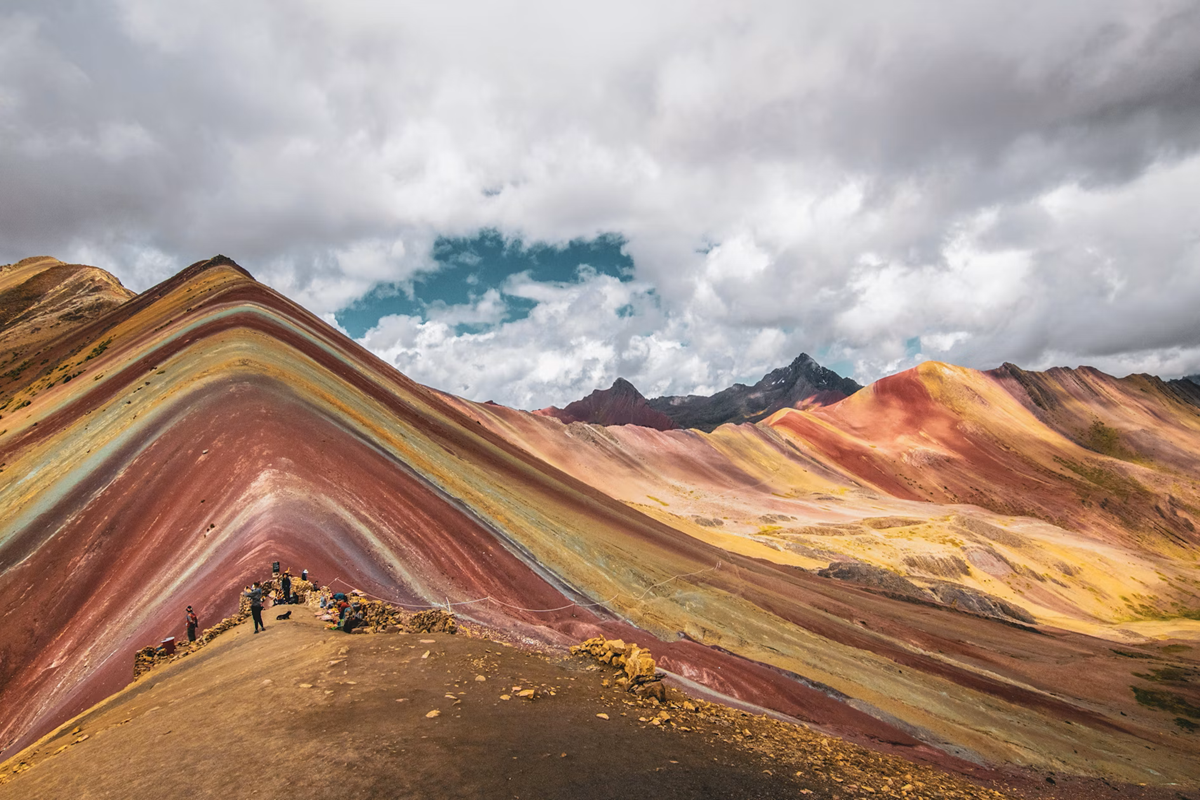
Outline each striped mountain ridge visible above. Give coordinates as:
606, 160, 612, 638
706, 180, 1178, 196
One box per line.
2, 256, 1199, 791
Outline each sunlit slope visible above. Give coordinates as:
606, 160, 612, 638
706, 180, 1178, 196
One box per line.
767, 363, 1200, 624
775, 362, 1200, 548
0, 256, 134, 384
446, 378, 1200, 636
444, 369, 1200, 783
2, 259, 1198, 786
993, 362, 1200, 482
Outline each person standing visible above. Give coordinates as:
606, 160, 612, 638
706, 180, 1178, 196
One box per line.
280, 571, 292, 605
244, 581, 266, 633
185, 606, 199, 642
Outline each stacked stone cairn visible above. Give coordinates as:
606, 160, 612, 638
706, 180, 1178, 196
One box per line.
570, 637, 667, 702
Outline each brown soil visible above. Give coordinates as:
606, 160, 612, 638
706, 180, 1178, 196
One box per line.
5, 611, 1197, 800
0, 611, 1037, 800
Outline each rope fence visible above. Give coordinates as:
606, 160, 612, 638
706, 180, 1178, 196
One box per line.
326, 560, 723, 616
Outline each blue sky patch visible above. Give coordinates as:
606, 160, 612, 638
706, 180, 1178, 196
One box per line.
824, 359, 856, 379
336, 230, 633, 337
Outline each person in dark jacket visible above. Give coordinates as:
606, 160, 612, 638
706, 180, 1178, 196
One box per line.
340, 602, 363, 633
342, 609, 364, 634
243, 582, 266, 633
185, 606, 199, 642
280, 571, 292, 605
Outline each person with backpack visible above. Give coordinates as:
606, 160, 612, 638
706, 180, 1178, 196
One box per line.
185, 606, 199, 642
243, 581, 266, 633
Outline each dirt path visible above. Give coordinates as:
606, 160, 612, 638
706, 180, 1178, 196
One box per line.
0, 612, 1185, 799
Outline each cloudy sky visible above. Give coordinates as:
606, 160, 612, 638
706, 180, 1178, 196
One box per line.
2, 1, 1199, 408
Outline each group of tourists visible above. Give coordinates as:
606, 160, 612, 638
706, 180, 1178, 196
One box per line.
319, 592, 365, 633
183, 566, 314, 640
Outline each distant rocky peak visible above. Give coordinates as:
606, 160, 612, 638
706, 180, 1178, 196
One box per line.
751, 353, 861, 401
532, 353, 860, 432
607, 377, 642, 396
643, 354, 860, 432
770, 353, 843, 388
532, 376, 677, 430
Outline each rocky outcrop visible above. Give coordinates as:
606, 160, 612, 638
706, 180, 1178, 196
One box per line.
571, 637, 666, 701
926, 583, 1035, 625
817, 562, 931, 601
311, 588, 458, 635
647, 354, 861, 432
534, 378, 678, 430
817, 561, 1035, 624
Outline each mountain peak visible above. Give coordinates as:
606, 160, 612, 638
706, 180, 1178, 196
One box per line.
646, 354, 861, 431
533, 378, 677, 430
0, 256, 136, 359
536, 354, 860, 432
609, 377, 641, 395
789, 352, 817, 367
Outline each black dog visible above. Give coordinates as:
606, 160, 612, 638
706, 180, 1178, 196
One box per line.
275, 610, 292, 621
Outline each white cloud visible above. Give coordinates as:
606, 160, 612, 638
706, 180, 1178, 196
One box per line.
1, 1, 1199, 404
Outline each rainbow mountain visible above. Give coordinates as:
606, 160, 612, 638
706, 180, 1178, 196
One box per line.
1, 255, 1199, 789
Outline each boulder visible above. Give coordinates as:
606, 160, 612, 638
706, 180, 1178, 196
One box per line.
633, 680, 666, 703
623, 644, 657, 683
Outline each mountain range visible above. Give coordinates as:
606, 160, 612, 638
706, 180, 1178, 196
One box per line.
536, 353, 861, 431
2, 255, 1200, 795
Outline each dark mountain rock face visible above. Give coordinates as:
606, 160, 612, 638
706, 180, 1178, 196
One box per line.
815, 561, 1035, 625
534, 377, 679, 430
646, 354, 861, 432
535, 355, 860, 432
1169, 376, 1200, 407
